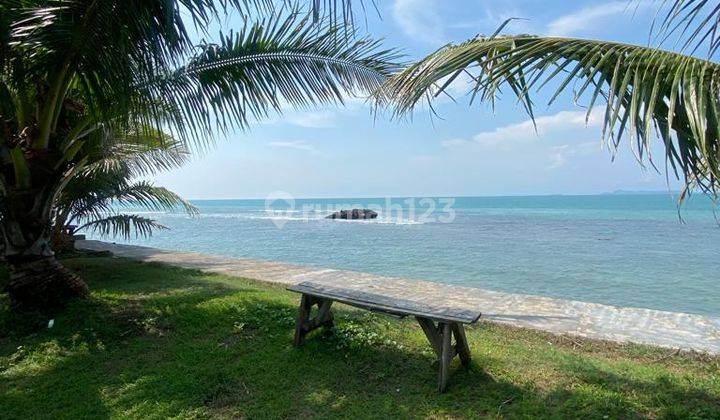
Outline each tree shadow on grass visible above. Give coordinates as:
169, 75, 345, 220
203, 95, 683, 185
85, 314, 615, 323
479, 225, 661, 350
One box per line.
553, 357, 720, 418
0, 256, 261, 342
0, 259, 263, 419
68, 257, 254, 295
2, 258, 719, 418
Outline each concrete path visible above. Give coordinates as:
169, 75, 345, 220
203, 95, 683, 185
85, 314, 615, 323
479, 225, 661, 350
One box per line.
77, 240, 720, 355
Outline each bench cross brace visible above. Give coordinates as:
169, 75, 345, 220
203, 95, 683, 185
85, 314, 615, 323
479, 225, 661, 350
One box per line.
293, 294, 334, 346
416, 316, 471, 392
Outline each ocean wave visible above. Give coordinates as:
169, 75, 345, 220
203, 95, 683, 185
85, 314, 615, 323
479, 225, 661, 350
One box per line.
147, 210, 428, 225
240, 214, 311, 221
123, 210, 167, 215
331, 217, 426, 225
199, 212, 425, 225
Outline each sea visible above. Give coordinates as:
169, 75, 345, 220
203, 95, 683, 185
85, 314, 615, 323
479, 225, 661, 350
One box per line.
106, 193, 720, 317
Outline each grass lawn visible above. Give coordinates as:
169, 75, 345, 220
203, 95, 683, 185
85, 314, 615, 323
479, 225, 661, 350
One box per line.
1, 255, 719, 419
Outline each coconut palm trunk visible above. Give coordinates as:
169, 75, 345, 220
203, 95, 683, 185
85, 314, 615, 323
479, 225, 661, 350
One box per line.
1, 1, 399, 311
2, 163, 89, 310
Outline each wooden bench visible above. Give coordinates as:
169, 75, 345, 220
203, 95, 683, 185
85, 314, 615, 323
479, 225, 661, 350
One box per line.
287, 277, 482, 392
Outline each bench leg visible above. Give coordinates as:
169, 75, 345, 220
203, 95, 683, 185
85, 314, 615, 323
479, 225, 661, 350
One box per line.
416, 317, 443, 356
293, 294, 312, 346
438, 322, 452, 392
293, 294, 334, 346
416, 317, 472, 392
452, 323, 471, 367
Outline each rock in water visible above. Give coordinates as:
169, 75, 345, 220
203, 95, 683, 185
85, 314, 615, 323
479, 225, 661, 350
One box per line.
326, 209, 378, 220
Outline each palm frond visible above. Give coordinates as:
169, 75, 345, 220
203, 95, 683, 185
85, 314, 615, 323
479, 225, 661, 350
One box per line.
138, 11, 401, 144
380, 35, 720, 197
309, 0, 374, 30
6, 1, 373, 148
112, 182, 198, 215
76, 214, 167, 240
654, 0, 720, 57
67, 180, 197, 223
81, 125, 191, 178
54, 119, 196, 242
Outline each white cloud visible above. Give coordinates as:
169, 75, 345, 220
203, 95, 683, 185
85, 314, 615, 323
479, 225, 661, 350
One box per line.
268, 141, 316, 152
267, 140, 333, 158
548, 145, 569, 169
441, 138, 470, 149
264, 94, 371, 128
419, 108, 615, 187
284, 111, 335, 128
546, 1, 646, 37
471, 107, 603, 149
548, 142, 599, 169
393, 0, 444, 45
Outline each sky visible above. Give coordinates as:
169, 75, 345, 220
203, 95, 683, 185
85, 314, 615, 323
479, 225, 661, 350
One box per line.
154, 0, 680, 200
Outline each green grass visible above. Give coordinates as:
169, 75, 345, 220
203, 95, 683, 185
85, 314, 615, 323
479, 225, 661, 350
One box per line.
1, 256, 719, 419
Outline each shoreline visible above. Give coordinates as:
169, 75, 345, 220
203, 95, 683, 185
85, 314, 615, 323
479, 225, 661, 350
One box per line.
77, 239, 720, 355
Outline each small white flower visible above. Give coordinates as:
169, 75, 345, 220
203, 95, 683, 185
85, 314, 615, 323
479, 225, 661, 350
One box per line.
48, 319, 55, 329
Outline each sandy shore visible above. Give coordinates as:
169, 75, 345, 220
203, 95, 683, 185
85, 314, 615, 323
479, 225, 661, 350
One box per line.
77, 239, 720, 354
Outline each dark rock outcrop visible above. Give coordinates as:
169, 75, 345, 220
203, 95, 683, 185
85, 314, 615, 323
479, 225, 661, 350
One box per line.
325, 209, 378, 220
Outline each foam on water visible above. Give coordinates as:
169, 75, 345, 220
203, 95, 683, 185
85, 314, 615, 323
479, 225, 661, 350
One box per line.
144, 209, 428, 225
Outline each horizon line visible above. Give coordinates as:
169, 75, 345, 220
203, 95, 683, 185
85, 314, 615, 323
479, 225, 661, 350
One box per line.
182, 190, 680, 201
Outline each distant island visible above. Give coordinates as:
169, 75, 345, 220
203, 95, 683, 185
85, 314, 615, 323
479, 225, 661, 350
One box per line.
603, 190, 678, 195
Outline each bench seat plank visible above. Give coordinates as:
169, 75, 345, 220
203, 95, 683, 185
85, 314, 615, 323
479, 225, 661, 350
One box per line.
288, 279, 482, 324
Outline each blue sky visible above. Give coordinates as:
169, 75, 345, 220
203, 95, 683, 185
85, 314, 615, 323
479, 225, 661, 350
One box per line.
156, 0, 679, 199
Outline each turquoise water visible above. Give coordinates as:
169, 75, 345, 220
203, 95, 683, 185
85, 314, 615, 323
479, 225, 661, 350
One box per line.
109, 194, 720, 316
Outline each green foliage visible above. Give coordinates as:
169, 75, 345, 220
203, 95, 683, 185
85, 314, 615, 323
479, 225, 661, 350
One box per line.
1, 1, 399, 153
382, 36, 720, 198
380, 2, 720, 201
170, 11, 401, 138
329, 317, 404, 351
0, 1, 399, 261
77, 214, 168, 239
1, 257, 718, 418
54, 131, 196, 240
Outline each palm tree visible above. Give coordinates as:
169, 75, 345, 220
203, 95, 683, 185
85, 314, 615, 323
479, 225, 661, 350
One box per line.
379, 1, 720, 202
1, 1, 399, 310
51, 132, 197, 252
